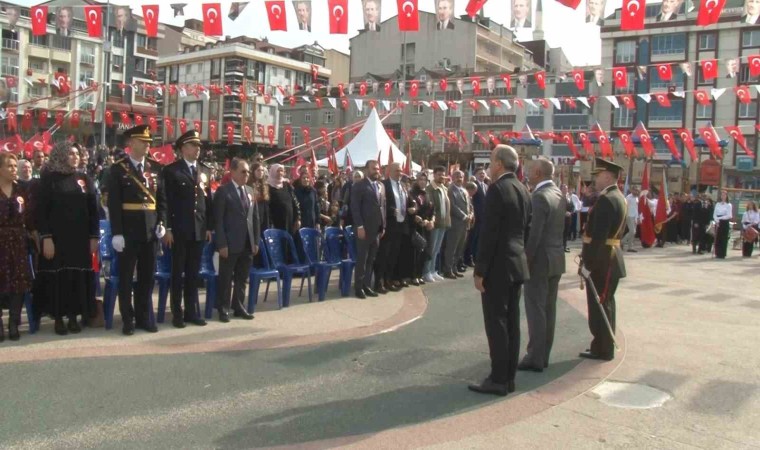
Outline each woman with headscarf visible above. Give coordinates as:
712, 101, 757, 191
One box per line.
0, 153, 33, 341
293, 172, 323, 230
33, 142, 99, 335
267, 164, 300, 233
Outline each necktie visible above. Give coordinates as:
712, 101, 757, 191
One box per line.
397, 181, 406, 218
190, 165, 196, 181
239, 186, 248, 211
136, 162, 143, 176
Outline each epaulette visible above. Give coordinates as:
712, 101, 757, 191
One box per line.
199, 161, 214, 169
146, 156, 163, 167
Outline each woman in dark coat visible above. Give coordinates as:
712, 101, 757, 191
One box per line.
33, 143, 99, 335
293, 172, 322, 230
267, 164, 300, 233
248, 162, 271, 233
408, 173, 434, 286
0, 153, 33, 341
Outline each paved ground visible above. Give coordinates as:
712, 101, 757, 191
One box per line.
0, 241, 757, 449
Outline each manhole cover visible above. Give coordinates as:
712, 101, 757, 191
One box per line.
590, 381, 671, 409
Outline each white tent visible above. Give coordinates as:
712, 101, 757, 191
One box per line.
317, 108, 422, 172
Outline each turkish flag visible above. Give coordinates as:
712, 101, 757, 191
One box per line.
748, 55, 760, 77
621, 0, 646, 30
617, 131, 637, 158
242, 125, 252, 144
439, 78, 448, 92
735, 85, 752, 104
142, 5, 160, 38
150, 145, 176, 164
6, 108, 17, 132
538, 98, 550, 109
55, 112, 64, 128
725, 126, 754, 158
592, 123, 613, 158
612, 67, 627, 88
208, 120, 218, 142
409, 80, 419, 98
697, 0, 725, 26
70, 111, 81, 128
301, 127, 311, 144
284, 126, 292, 147
340, 98, 349, 110
30, 6, 48, 36
148, 116, 158, 133
556, 0, 582, 8
105, 110, 113, 127
535, 71, 546, 90
560, 133, 581, 159
656, 64, 672, 81
698, 124, 722, 158
202, 3, 223, 36
654, 93, 671, 107
54, 72, 69, 95
465, 0, 489, 16
701, 59, 718, 80
193, 120, 202, 134
164, 118, 174, 136
382, 82, 391, 96
359, 82, 367, 96
226, 122, 235, 145
315, 97, 323, 108
620, 94, 636, 109
134, 115, 144, 126
21, 111, 32, 131
634, 122, 655, 158
84, 6, 102, 38
397, 0, 419, 31
694, 89, 711, 105
471, 78, 481, 96
37, 110, 48, 128
267, 125, 275, 145
120, 112, 131, 126
266, 1, 287, 31
578, 132, 593, 156
179, 119, 188, 134
0, 135, 23, 155
328, 0, 348, 34
660, 130, 682, 161
571, 70, 584, 90
676, 129, 698, 161
337, 129, 345, 147
500, 74, 511, 93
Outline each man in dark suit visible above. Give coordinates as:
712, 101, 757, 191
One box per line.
464, 168, 487, 267
375, 162, 412, 293
519, 158, 567, 372
350, 160, 385, 299
469, 145, 531, 396
213, 158, 260, 322
443, 170, 472, 279
162, 130, 212, 328
107, 125, 168, 335
579, 158, 627, 361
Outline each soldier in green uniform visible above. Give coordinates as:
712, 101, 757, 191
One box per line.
107, 125, 167, 335
579, 158, 626, 361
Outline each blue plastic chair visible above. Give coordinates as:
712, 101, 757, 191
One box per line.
100, 235, 119, 330
155, 245, 172, 323
300, 228, 340, 301
201, 238, 218, 319
343, 226, 358, 261
263, 229, 312, 307
325, 227, 354, 297
248, 238, 282, 312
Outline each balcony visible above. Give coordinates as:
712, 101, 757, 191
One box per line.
135, 46, 158, 58
472, 115, 515, 124
28, 45, 49, 59
2, 39, 19, 52
445, 117, 461, 128
80, 54, 96, 66
0, 65, 18, 77
51, 49, 72, 63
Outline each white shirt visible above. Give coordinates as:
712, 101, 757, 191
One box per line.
439, 20, 450, 29
745, 14, 759, 24
184, 159, 197, 174
129, 156, 146, 171
513, 19, 526, 28
742, 210, 760, 228
571, 193, 582, 212
626, 194, 639, 218
713, 202, 733, 221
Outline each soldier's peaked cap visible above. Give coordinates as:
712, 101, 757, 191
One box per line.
176, 130, 202, 149
591, 157, 623, 176
123, 124, 152, 142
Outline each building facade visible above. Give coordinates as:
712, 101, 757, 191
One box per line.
599, 0, 760, 192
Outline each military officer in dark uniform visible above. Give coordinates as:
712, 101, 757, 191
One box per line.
162, 130, 212, 328
579, 158, 626, 361
107, 125, 167, 335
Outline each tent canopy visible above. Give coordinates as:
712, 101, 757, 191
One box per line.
317, 108, 421, 172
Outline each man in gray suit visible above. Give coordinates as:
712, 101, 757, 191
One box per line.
519, 157, 567, 372
213, 158, 260, 322
350, 160, 385, 299
443, 170, 472, 279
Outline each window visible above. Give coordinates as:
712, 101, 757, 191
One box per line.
29, 84, 47, 98
283, 113, 292, 124
170, 65, 178, 83
649, 66, 685, 90
698, 33, 716, 51
29, 31, 47, 46
79, 69, 94, 84
615, 72, 635, 95
211, 59, 220, 77
182, 101, 203, 120
112, 54, 124, 71
613, 107, 634, 128
136, 34, 147, 49
739, 64, 759, 84
648, 99, 684, 122
615, 41, 636, 64
284, 69, 292, 80
651, 33, 686, 56
109, 30, 124, 48
134, 57, 147, 74
0, 54, 18, 77
323, 111, 334, 124
27, 58, 47, 72
446, 105, 462, 118
742, 30, 760, 48
50, 35, 71, 51
271, 67, 278, 77
413, 104, 424, 115
304, 112, 311, 123
526, 103, 542, 116
696, 103, 713, 120
739, 101, 757, 119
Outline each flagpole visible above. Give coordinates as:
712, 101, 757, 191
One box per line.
99, 0, 111, 148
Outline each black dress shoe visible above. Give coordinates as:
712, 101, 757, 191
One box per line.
374, 285, 389, 294
219, 312, 230, 323
418, 278, 426, 285
468, 377, 508, 396
67, 319, 82, 334
579, 351, 613, 361
454, 272, 465, 278
457, 266, 467, 273
443, 273, 457, 280
187, 318, 207, 326
564, 248, 571, 253
400, 280, 409, 288
386, 283, 401, 292
355, 289, 367, 299
172, 317, 186, 328
8, 320, 20, 341
137, 323, 159, 333
54, 318, 68, 336
410, 279, 420, 286
122, 323, 135, 336
233, 310, 254, 320
363, 287, 379, 297
517, 362, 544, 372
